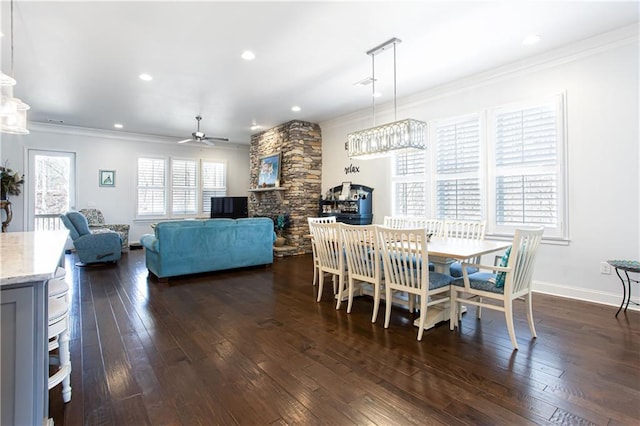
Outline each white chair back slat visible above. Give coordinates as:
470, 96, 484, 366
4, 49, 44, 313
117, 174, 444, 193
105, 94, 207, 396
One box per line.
308, 216, 337, 286
341, 224, 379, 282
341, 223, 386, 319
507, 228, 544, 296
383, 216, 444, 237
309, 221, 346, 304
443, 219, 486, 240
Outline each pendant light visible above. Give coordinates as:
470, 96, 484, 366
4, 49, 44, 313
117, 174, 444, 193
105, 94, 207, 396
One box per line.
0, 0, 30, 135
347, 38, 425, 159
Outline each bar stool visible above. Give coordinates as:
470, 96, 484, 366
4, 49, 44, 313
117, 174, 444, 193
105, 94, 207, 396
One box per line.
53, 266, 66, 279
48, 278, 69, 303
48, 296, 72, 402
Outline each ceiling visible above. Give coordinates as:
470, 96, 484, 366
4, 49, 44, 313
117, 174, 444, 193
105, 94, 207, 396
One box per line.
1, 1, 638, 145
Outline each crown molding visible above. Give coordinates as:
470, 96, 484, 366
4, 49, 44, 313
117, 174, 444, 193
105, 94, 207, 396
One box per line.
322, 23, 639, 129
28, 122, 248, 151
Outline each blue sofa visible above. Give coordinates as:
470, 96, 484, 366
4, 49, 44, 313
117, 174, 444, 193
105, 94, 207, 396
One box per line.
140, 218, 275, 281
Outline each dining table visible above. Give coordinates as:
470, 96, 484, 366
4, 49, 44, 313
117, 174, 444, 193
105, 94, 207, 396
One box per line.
346, 235, 512, 330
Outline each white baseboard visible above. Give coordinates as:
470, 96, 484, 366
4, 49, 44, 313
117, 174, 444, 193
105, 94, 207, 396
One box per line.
533, 279, 640, 312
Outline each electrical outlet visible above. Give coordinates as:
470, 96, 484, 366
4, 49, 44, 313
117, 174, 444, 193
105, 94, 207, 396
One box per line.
600, 261, 611, 275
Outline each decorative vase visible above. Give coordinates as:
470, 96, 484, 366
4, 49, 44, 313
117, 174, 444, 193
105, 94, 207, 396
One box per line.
274, 236, 286, 247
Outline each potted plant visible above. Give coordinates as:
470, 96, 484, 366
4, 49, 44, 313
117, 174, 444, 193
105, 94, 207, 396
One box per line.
0, 161, 25, 201
274, 213, 290, 247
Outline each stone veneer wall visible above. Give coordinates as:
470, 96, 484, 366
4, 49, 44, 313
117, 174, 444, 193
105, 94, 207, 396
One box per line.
249, 120, 322, 255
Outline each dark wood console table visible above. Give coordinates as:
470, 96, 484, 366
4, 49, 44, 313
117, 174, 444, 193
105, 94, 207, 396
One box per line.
0, 200, 12, 232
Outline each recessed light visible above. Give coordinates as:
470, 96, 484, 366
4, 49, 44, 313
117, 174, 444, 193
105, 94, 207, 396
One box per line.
139, 73, 153, 81
291, 106, 301, 112
241, 50, 256, 61
113, 123, 123, 129
522, 34, 541, 46
372, 91, 382, 98
250, 124, 261, 131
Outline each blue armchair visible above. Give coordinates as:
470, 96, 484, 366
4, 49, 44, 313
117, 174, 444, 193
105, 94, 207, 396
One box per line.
60, 211, 122, 265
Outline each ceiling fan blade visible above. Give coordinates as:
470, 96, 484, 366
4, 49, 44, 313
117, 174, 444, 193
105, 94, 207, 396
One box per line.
177, 138, 193, 144
201, 139, 216, 147
204, 136, 229, 142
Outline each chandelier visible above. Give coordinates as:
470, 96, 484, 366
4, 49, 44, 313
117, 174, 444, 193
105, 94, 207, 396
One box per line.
0, 0, 30, 135
347, 38, 426, 159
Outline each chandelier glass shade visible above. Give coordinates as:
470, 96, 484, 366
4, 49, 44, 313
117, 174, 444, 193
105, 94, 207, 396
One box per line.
1, 0, 29, 135
347, 118, 427, 160
347, 37, 426, 159
0, 73, 29, 134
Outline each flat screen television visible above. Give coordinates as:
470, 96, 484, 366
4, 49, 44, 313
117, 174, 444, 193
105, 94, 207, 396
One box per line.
210, 196, 248, 219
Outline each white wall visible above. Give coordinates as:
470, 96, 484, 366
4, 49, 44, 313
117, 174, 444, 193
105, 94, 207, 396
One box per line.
319, 27, 639, 309
0, 125, 250, 243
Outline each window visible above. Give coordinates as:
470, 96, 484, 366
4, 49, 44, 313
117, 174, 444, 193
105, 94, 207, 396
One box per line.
391, 94, 567, 239
137, 157, 227, 218
201, 160, 227, 214
391, 150, 426, 216
489, 97, 565, 238
137, 157, 166, 216
27, 150, 76, 231
432, 115, 482, 220
171, 159, 198, 215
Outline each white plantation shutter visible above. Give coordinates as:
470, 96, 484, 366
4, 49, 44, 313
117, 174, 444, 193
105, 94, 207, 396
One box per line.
171, 159, 198, 214
137, 157, 166, 216
492, 99, 564, 236
201, 161, 227, 214
434, 116, 482, 220
392, 150, 426, 216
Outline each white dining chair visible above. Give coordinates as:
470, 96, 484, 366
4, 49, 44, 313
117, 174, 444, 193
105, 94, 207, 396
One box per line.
340, 223, 383, 321
450, 226, 544, 350
383, 216, 413, 229
443, 219, 487, 278
383, 216, 444, 237
376, 226, 454, 340
308, 216, 337, 287
308, 221, 346, 307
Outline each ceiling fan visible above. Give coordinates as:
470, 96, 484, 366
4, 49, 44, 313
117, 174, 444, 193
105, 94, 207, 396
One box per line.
177, 115, 228, 146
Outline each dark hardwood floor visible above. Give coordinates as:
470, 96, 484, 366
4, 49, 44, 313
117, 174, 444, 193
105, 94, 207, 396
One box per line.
49, 249, 640, 425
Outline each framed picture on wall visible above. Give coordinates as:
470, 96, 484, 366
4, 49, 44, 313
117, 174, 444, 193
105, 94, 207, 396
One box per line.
99, 170, 115, 187
257, 152, 281, 188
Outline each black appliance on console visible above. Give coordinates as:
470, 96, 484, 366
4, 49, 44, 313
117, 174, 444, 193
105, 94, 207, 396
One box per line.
210, 196, 248, 219
318, 183, 373, 225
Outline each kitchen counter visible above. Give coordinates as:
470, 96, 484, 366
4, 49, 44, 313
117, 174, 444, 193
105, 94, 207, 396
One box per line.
1, 230, 68, 426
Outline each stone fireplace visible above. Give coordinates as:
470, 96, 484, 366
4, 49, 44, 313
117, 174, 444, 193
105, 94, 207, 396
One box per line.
249, 120, 322, 256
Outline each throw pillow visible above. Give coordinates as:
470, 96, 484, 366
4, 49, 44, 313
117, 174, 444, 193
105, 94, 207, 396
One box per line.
495, 245, 512, 288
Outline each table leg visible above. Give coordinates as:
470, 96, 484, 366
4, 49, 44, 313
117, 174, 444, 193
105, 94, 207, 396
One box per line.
614, 267, 629, 317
